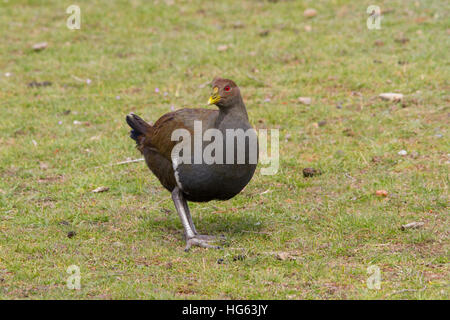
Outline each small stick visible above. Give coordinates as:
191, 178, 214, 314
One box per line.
114, 158, 145, 165
92, 158, 144, 169
384, 286, 427, 298
401, 222, 424, 231
241, 230, 270, 234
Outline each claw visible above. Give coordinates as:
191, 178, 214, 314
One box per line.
184, 235, 224, 251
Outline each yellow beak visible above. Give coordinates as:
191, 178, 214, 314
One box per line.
208, 93, 221, 105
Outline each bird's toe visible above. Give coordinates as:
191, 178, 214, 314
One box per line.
184, 235, 224, 251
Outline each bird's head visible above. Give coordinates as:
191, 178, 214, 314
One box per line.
208, 77, 241, 108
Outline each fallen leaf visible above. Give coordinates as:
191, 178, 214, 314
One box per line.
258, 29, 270, 37
28, 81, 52, 88
394, 37, 410, 44
276, 252, 297, 261
92, 186, 109, 193
32, 42, 48, 51
304, 8, 317, 18
217, 44, 229, 52
39, 162, 49, 170
298, 97, 312, 105
303, 168, 322, 177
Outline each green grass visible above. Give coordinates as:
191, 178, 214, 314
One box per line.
0, 0, 448, 299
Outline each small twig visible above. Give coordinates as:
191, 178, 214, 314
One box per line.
359, 152, 369, 165
401, 221, 424, 231
246, 73, 268, 86
114, 158, 145, 166
93, 158, 144, 169
241, 230, 270, 235
384, 286, 427, 298
71, 75, 84, 82
259, 189, 272, 195
344, 173, 356, 180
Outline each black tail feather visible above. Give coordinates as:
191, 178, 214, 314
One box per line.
126, 113, 151, 143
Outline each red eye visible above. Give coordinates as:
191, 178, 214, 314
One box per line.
224, 85, 231, 92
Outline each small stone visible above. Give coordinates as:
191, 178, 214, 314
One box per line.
303, 8, 317, 18
303, 168, 322, 178
233, 255, 246, 261
258, 29, 270, 37
217, 44, 229, 52
28, 81, 52, 88
92, 186, 109, 193
379, 93, 403, 102
232, 21, 245, 29
395, 37, 410, 44
32, 42, 48, 51
343, 128, 355, 136
375, 190, 388, 197
398, 150, 407, 156
298, 97, 312, 105
67, 231, 76, 238
317, 120, 327, 127
304, 25, 312, 32
371, 156, 382, 163
39, 162, 49, 170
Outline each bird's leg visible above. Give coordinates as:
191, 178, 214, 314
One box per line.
182, 200, 197, 235
183, 202, 224, 242
171, 187, 222, 251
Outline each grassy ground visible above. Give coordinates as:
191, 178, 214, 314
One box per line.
0, 0, 448, 299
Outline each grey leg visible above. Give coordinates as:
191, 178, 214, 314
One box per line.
171, 187, 221, 251
182, 200, 197, 235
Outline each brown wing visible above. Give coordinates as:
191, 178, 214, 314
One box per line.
142, 108, 218, 160
137, 108, 218, 192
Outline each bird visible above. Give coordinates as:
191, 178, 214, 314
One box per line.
126, 77, 258, 251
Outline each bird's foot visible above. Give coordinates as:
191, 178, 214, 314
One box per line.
184, 234, 226, 252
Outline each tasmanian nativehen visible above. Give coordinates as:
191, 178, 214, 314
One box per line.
126, 78, 258, 250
